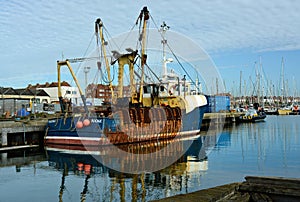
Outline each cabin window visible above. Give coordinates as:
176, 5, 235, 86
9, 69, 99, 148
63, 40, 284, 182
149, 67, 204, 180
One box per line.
143, 86, 151, 94
153, 86, 159, 96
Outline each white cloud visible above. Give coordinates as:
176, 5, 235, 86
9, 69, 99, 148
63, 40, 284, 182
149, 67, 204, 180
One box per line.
0, 0, 300, 87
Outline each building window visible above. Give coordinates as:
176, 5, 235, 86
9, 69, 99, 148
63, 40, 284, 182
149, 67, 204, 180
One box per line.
42, 99, 48, 103
31, 98, 40, 104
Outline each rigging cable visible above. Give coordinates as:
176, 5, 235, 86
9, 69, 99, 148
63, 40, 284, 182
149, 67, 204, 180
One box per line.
149, 14, 199, 91
95, 27, 115, 84
105, 24, 137, 54
63, 33, 96, 96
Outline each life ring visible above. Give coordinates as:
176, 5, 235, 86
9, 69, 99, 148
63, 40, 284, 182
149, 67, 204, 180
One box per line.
248, 115, 252, 120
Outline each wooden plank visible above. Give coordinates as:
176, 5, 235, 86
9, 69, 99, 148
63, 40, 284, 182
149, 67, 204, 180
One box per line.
245, 176, 300, 189
151, 183, 240, 202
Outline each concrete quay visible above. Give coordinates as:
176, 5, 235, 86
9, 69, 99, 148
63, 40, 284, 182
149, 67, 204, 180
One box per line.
0, 119, 47, 147
201, 112, 244, 130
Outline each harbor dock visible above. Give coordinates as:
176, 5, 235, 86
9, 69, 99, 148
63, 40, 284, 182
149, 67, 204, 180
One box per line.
201, 112, 244, 130
0, 119, 47, 147
152, 176, 300, 202
0, 112, 244, 149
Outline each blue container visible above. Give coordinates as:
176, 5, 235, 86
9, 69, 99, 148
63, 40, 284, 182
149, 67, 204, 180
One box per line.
205, 95, 230, 113
205, 95, 216, 113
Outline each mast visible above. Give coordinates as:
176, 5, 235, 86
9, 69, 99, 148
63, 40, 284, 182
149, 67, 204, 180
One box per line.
216, 77, 219, 95
239, 70, 242, 99
280, 57, 285, 105
95, 18, 115, 103
138, 6, 149, 103
259, 56, 264, 108
253, 62, 258, 104
159, 21, 170, 81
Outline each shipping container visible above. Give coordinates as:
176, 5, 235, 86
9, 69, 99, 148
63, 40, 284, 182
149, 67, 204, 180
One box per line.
205, 95, 230, 113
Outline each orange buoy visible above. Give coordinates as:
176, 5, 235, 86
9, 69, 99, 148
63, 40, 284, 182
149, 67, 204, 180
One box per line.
83, 119, 91, 127
84, 164, 92, 175
77, 162, 84, 171
76, 121, 83, 128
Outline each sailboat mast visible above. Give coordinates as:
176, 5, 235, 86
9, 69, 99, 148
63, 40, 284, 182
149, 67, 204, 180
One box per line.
139, 6, 149, 103
259, 56, 264, 107
95, 18, 115, 102
280, 57, 285, 104
254, 61, 260, 104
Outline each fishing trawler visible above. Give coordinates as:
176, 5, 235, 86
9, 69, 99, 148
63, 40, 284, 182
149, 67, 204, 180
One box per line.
44, 7, 207, 146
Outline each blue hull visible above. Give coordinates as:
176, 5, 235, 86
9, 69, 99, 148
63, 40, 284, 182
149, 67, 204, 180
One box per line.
45, 105, 206, 145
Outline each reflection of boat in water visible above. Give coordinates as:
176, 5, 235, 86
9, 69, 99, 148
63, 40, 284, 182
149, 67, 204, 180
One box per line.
46, 135, 203, 173
45, 131, 227, 201
239, 108, 266, 122
45, 138, 200, 201
44, 7, 207, 146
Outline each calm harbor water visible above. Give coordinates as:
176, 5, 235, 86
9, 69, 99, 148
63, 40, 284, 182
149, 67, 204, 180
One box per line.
0, 115, 299, 202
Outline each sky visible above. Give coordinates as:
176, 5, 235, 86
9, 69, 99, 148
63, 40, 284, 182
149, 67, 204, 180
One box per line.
1, 0, 300, 96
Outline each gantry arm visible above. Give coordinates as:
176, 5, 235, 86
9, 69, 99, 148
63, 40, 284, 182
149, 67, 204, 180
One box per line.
57, 60, 88, 114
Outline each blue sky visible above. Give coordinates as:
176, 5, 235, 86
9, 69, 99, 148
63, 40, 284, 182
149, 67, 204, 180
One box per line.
1, 0, 300, 96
